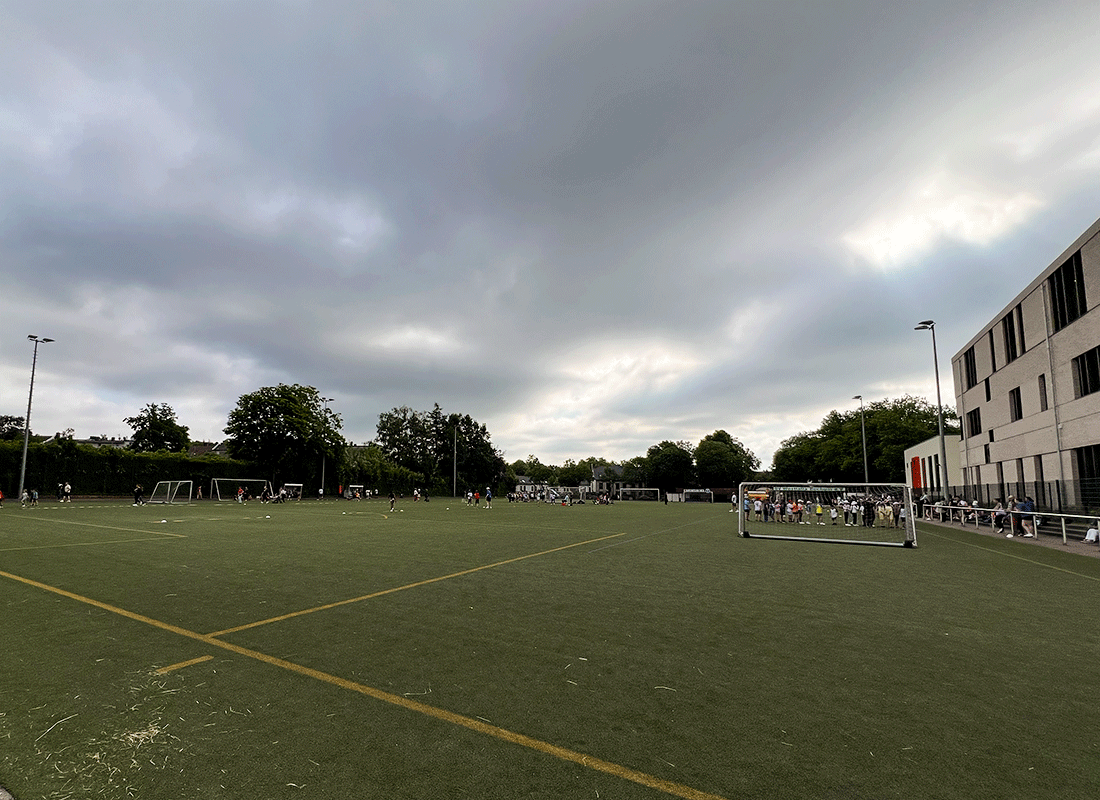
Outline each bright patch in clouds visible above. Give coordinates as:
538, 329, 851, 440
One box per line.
374, 325, 462, 357
843, 171, 1043, 268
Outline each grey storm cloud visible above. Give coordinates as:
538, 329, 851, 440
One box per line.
2, 0, 1100, 466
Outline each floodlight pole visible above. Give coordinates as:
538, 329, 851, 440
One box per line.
320, 396, 334, 499
453, 426, 458, 498
18, 335, 54, 504
915, 320, 950, 499
853, 395, 869, 484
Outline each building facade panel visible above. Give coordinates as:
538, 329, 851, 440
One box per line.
951, 216, 1100, 510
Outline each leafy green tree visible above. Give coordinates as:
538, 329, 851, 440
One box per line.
620, 456, 649, 485
374, 404, 505, 493
513, 454, 554, 484
124, 403, 191, 453
224, 384, 345, 486
646, 441, 695, 492
557, 459, 593, 487
770, 395, 958, 482
695, 430, 759, 487
0, 415, 25, 441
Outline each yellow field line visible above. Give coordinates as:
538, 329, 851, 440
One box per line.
0, 566, 726, 800
0, 516, 187, 538
207, 531, 628, 637
155, 655, 214, 674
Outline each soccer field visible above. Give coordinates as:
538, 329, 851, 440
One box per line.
2, 499, 1098, 799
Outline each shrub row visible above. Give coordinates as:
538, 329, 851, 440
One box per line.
0, 440, 254, 498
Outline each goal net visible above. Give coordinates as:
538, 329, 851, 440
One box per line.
738, 482, 916, 547
148, 480, 192, 504
619, 487, 660, 501
211, 478, 273, 502
683, 489, 713, 503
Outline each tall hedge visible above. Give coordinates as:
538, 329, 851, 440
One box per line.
0, 440, 254, 498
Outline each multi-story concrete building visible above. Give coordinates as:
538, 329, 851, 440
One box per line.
951, 215, 1100, 511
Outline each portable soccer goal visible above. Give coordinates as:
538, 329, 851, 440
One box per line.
210, 478, 273, 502
282, 483, 304, 500
148, 480, 192, 504
619, 487, 660, 501
738, 482, 916, 547
344, 484, 365, 499
683, 488, 713, 502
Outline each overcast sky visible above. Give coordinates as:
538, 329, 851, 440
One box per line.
3, 1, 1100, 469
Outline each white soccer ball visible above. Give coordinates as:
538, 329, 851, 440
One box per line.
161, 519, 167, 523
265, 515, 270, 519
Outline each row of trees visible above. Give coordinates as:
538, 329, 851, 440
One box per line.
7, 386, 956, 497
509, 430, 760, 493
770, 396, 959, 482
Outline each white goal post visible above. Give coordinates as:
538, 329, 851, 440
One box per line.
737, 481, 917, 548
683, 489, 713, 502
148, 480, 192, 504
619, 487, 661, 501
210, 478, 273, 502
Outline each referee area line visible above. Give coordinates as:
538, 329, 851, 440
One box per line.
206, 531, 628, 637
0, 565, 727, 800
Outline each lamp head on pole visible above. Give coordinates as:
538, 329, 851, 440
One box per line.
914, 320, 935, 331
28, 335, 55, 343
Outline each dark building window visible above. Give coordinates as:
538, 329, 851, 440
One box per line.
966, 407, 982, 438
1077, 444, 1100, 510
1072, 344, 1100, 398
1038, 373, 1048, 412
1015, 305, 1025, 353
988, 330, 997, 372
1002, 313, 1018, 363
1049, 250, 1087, 332
1009, 387, 1023, 422
963, 346, 978, 389
984, 378, 991, 402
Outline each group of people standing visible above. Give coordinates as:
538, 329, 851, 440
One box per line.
464, 488, 493, 508
749, 495, 906, 528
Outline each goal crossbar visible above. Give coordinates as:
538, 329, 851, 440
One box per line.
211, 478, 273, 502
148, 480, 192, 504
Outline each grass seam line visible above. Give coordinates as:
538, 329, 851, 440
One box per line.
0, 515, 187, 538
0, 566, 727, 800
0, 537, 182, 552
206, 531, 628, 638
918, 527, 1100, 582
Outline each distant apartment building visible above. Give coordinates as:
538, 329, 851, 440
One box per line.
951, 215, 1100, 511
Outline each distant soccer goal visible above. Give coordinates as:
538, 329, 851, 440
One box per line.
210, 478, 273, 502
281, 483, 304, 501
344, 484, 365, 499
738, 482, 916, 548
619, 487, 660, 501
148, 480, 192, 504
683, 489, 713, 503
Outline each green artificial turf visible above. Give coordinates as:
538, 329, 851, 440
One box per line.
2, 498, 1099, 799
